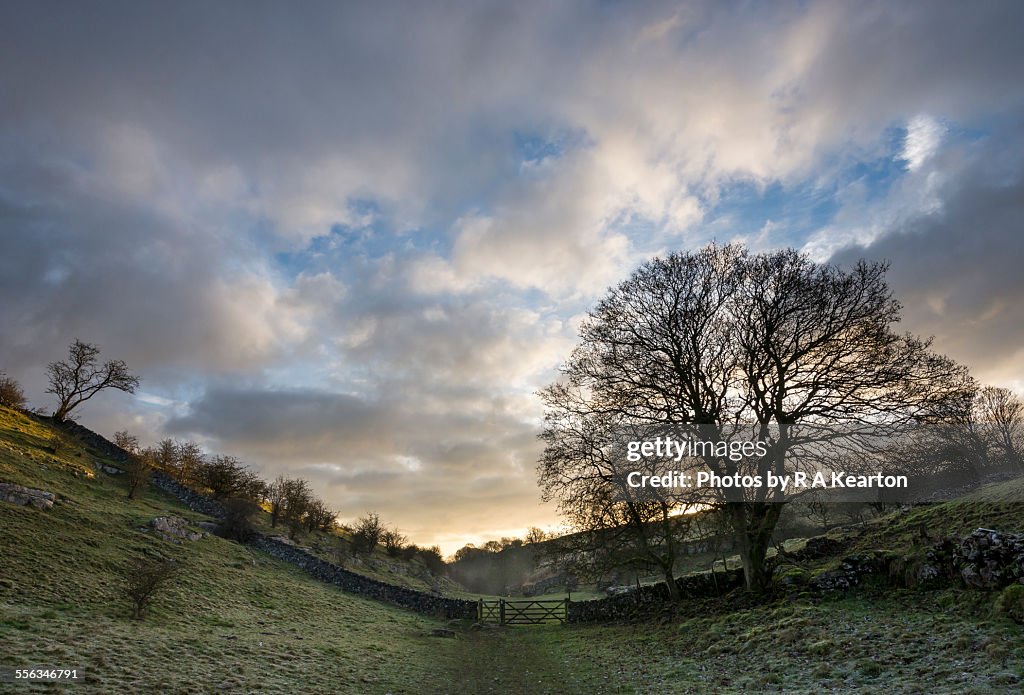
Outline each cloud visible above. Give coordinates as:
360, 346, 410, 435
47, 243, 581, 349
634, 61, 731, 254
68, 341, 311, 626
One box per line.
1, 0, 1023, 550
828, 125, 1024, 388
166, 386, 558, 549
901, 115, 946, 171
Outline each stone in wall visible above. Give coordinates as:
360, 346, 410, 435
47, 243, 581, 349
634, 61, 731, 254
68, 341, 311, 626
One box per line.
955, 528, 1024, 589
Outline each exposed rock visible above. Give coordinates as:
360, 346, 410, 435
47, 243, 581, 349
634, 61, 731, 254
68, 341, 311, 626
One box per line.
430, 628, 456, 638
800, 536, 847, 559
0, 482, 55, 510
810, 569, 854, 592
100, 464, 123, 475
150, 516, 202, 543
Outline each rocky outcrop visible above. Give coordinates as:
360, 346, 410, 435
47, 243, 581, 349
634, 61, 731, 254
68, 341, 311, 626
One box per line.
150, 515, 203, 543
807, 528, 1024, 593
0, 482, 55, 510
809, 552, 893, 592
799, 536, 848, 560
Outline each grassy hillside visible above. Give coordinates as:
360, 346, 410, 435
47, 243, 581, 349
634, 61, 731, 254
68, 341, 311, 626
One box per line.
856, 476, 1024, 549
0, 406, 466, 694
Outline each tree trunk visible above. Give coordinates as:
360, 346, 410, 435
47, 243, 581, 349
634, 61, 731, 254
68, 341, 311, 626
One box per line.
729, 501, 783, 592
663, 564, 681, 602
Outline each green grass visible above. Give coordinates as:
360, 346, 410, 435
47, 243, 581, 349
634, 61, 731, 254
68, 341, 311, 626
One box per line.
2, 405, 1023, 694
856, 477, 1024, 551
0, 407, 466, 694
459, 591, 1024, 693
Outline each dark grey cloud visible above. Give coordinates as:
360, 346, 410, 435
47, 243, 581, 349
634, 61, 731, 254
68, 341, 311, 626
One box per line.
829, 126, 1024, 386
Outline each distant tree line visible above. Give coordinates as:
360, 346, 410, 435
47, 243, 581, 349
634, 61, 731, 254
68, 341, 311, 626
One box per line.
448, 527, 550, 595
113, 433, 335, 538
111, 431, 446, 573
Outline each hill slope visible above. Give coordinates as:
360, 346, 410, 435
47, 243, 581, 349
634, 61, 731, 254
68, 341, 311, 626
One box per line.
0, 406, 466, 694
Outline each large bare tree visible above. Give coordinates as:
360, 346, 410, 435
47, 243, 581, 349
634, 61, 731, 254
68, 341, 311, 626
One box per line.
540, 243, 971, 592
47, 339, 140, 421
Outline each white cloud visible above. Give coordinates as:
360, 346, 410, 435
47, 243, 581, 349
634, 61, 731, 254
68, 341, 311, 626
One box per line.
901, 114, 945, 171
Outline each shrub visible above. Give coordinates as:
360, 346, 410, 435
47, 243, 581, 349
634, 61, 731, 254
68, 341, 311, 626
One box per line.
198, 455, 263, 500
418, 545, 446, 575
123, 556, 181, 619
218, 497, 259, 543
351, 512, 383, 556
0, 372, 26, 409
381, 528, 408, 557
995, 584, 1024, 624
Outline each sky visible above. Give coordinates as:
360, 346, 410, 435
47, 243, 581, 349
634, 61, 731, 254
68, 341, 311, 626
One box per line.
2, 1, 1023, 555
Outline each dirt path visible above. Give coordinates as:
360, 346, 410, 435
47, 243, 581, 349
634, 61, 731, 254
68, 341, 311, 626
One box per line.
440, 626, 576, 694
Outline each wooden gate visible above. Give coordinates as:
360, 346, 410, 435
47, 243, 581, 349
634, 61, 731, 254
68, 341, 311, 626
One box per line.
477, 598, 567, 625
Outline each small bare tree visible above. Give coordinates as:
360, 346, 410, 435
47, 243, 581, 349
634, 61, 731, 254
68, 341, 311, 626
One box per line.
126, 448, 154, 500
304, 499, 335, 533
803, 490, 833, 531
525, 527, 548, 545
47, 340, 139, 421
198, 454, 263, 500
976, 386, 1024, 470
113, 430, 139, 455
351, 512, 383, 556
123, 556, 180, 619
176, 441, 205, 485
154, 439, 179, 474
267, 476, 312, 530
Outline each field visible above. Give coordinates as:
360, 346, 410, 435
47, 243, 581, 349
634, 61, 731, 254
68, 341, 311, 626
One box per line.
2, 405, 1023, 693
0, 407, 467, 693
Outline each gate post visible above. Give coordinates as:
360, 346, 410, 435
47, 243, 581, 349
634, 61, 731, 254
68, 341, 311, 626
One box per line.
477, 598, 482, 621
499, 599, 506, 625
